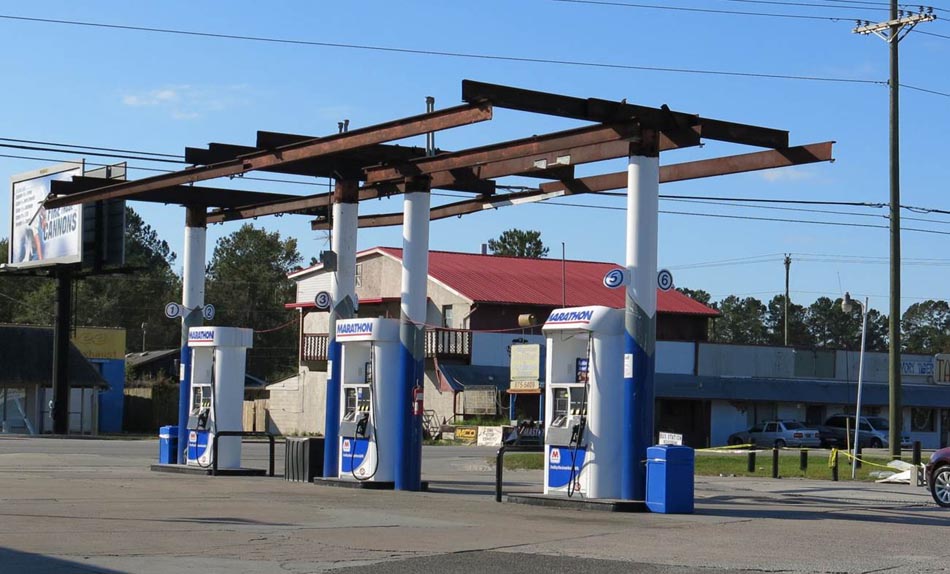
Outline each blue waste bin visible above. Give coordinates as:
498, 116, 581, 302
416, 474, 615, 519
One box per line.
158, 425, 179, 464
646, 444, 694, 514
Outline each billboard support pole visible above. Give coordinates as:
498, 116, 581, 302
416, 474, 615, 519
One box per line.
176, 207, 207, 464
51, 267, 73, 434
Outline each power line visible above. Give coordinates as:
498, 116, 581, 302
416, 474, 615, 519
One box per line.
552, 0, 867, 20
538, 198, 950, 235
0, 14, 888, 87
0, 141, 186, 164
0, 137, 183, 159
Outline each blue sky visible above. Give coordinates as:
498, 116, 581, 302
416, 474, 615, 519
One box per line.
1, 0, 948, 315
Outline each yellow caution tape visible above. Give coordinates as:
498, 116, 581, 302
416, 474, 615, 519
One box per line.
828, 448, 837, 468
699, 443, 754, 451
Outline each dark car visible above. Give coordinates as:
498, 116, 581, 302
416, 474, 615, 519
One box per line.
926, 447, 950, 508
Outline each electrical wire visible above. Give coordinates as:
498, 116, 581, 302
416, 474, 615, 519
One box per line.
0, 137, 183, 159
0, 14, 888, 87
552, 0, 866, 20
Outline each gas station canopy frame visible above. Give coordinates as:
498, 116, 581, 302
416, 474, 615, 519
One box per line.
45, 80, 834, 224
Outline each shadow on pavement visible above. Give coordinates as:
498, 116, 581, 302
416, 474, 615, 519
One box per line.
0, 547, 127, 574
698, 497, 945, 525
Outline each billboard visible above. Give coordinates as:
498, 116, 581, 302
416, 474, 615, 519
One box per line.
8, 161, 84, 269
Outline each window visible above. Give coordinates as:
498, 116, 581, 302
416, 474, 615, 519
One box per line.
764, 423, 777, 432
355, 264, 363, 288
442, 305, 454, 328
912, 408, 935, 432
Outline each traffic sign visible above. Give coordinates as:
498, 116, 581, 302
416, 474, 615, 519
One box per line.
314, 291, 332, 310
657, 269, 674, 291
164, 302, 182, 319
603, 268, 628, 289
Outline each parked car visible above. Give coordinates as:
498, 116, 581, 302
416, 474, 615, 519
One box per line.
926, 447, 950, 508
820, 415, 911, 449
727, 420, 822, 448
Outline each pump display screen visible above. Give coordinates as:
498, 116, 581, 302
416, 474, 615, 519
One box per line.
343, 388, 372, 422
191, 386, 211, 412
343, 388, 358, 422
552, 387, 587, 427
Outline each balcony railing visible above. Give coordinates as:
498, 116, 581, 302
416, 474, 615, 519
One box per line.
301, 328, 472, 362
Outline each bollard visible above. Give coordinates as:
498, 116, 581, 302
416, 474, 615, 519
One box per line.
913, 441, 922, 486
747, 450, 756, 473
800, 449, 808, 473
832, 450, 839, 482
772, 447, 779, 479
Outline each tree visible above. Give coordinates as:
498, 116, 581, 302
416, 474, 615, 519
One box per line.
0, 238, 49, 323
764, 294, 812, 347
804, 296, 887, 352
676, 287, 712, 306
487, 229, 549, 258
205, 224, 302, 382
902, 300, 950, 354
710, 295, 768, 344
8, 207, 182, 352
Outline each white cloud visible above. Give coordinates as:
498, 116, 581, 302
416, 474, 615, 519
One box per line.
759, 167, 813, 183
119, 85, 248, 120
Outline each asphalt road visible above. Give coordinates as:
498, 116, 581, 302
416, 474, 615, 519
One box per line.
0, 437, 947, 574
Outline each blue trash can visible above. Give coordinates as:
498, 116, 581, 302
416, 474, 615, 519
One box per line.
158, 425, 179, 464
646, 444, 695, 514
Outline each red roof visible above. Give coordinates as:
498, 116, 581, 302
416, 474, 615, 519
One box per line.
373, 247, 718, 317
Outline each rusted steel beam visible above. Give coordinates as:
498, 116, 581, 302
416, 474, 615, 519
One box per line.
50, 177, 296, 208
461, 79, 789, 149
324, 142, 834, 229
538, 142, 836, 194
311, 187, 567, 231
363, 121, 643, 185
45, 103, 492, 208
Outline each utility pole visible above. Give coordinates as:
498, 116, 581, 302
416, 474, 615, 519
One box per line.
853, 4, 935, 457
784, 254, 791, 347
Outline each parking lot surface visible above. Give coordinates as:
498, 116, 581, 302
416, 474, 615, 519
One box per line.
0, 437, 946, 574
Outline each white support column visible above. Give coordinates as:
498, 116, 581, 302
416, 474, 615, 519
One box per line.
177, 207, 206, 464
622, 143, 660, 500
396, 178, 431, 491
323, 180, 359, 477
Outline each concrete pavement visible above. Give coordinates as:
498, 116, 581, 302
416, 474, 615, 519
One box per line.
0, 437, 947, 574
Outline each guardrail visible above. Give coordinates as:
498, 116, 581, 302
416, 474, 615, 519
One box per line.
211, 431, 276, 477
495, 444, 544, 502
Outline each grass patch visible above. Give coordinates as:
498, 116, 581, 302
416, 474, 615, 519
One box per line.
494, 449, 914, 482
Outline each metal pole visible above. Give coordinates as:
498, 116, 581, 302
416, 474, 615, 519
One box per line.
51, 268, 72, 435
323, 180, 359, 478
887, 0, 902, 459
852, 297, 869, 479
561, 242, 566, 307
784, 254, 791, 346
177, 207, 206, 464
621, 136, 659, 501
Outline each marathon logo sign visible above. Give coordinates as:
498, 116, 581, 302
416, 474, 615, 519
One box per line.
189, 330, 216, 342
547, 309, 594, 325
337, 321, 374, 338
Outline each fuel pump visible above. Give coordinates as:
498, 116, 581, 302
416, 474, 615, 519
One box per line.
185, 327, 253, 469
543, 306, 623, 499
336, 318, 400, 483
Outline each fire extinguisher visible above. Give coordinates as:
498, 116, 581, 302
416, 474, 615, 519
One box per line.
412, 387, 424, 416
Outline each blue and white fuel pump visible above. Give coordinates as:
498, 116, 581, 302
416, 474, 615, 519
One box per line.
336, 317, 400, 483
185, 326, 253, 469
543, 306, 624, 499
